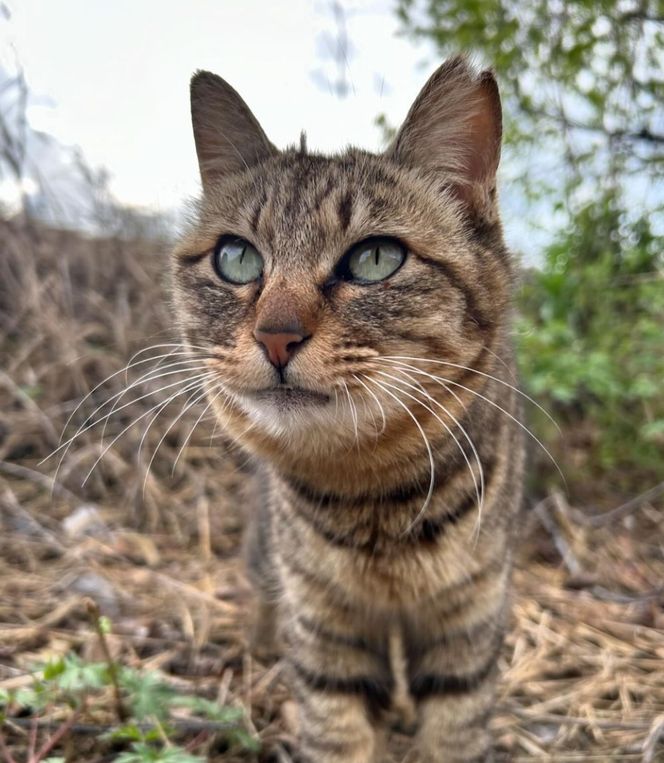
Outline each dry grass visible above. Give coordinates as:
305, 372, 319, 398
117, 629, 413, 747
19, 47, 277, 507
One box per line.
1, 216, 663, 761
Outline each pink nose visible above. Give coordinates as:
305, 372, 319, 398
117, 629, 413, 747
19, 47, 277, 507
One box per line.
254, 328, 306, 369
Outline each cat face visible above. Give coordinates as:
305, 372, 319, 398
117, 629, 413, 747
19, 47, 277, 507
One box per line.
172, 57, 513, 448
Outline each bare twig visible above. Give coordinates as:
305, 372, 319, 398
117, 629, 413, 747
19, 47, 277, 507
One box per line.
0, 485, 66, 552
532, 496, 583, 576
27, 718, 37, 760
0, 731, 18, 763
509, 708, 653, 732
571, 481, 664, 527
4, 716, 245, 736
31, 707, 82, 763
0, 459, 81, 504
641, 714, 664, 763
183, 729, 210, 752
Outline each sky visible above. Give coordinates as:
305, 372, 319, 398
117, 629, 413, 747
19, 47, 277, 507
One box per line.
1, 0, 534, 254
6, 1, 433, 205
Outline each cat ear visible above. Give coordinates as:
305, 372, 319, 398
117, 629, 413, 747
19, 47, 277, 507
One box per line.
386, 55, 502, 219
190, 71, 277, 191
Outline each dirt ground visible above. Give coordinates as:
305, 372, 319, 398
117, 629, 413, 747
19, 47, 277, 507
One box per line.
1, 218, 663, 761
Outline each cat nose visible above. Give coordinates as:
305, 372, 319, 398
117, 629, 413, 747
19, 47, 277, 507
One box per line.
253, 327, 307, 369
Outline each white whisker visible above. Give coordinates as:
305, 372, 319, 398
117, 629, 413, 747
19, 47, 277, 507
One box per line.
375, 367, 484, 523
382, 360, 565, 484
80, 372, 217, 486
171, 384, 227, 476
341, 380, 359, 448
372, 371, 483, 530
352, 374, 387, 435
139, 381, 220, 497
382, 361, 466, 413
50, 367, 215, 462
53, 347, 207, 451
482, 344, 518, 383
137, 378, 211, 466
125, 342, 211, 367
363, 375, 435, 523
382, 355, 560, 433
384, 360, 467, 414
352, 385, 379, 443
49, 368, 216, 494
99, 358, 214, 442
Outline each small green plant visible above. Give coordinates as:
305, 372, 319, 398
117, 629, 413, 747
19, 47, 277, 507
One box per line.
0, 609, 259, 762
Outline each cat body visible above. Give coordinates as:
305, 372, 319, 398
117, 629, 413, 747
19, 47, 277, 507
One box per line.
172, 56, 525, 762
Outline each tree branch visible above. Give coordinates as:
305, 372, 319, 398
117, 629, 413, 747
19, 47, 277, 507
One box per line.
525, 107, 664, 145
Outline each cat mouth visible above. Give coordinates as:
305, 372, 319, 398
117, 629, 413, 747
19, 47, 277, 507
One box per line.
249, 385, 331, 408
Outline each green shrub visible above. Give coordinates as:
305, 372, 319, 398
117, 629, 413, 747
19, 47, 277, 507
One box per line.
0, 651, 258, 762
517, 195, 664, 491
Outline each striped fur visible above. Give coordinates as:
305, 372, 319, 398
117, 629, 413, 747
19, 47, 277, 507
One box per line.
172, 56, 525, 762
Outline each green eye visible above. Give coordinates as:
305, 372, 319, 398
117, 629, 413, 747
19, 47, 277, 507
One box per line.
339, 237, 406, 283
213, 237, 263, 284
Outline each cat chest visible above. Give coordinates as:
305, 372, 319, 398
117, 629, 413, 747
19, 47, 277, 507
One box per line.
273, 494, 497, 610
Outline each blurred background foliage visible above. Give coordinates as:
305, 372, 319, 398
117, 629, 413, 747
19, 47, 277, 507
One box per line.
1, 0, 663, 501
398, 0, 664, 498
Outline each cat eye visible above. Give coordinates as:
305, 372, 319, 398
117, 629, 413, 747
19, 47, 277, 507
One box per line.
337, 237, 406, 283
213, 236, 263, 284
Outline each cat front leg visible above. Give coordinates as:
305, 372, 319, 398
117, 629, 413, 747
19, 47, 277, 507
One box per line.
291, 679, 385, 763
411, 671, 497, 763
278, 575, 390, 762
283, 608, 390, 763
406, 565, 509, 763
248, 595, 280, 661
244, 486, 282, 661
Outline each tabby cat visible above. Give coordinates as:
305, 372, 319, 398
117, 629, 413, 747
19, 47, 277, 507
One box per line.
172, 55, 525, 763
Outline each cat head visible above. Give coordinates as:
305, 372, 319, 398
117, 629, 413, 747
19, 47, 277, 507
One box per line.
172, 56, 513, 458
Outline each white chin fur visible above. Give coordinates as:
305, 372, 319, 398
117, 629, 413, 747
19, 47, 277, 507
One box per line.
235, 393, 380, 446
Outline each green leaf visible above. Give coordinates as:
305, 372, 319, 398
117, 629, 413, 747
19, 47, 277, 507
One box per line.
119, 669, 177, 722
52, 654, 109, 693
98, 615, 112, 635
15, 687, 42, 710
102, 723, 162, 743
642, 420, 664, 442
171, 696, 243, 723
42, 657, 66, 681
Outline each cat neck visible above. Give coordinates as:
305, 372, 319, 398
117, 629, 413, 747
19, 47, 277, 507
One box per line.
212, 386, 495, 504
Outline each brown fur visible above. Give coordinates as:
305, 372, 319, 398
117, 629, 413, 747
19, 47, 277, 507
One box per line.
172, 55, 525, 762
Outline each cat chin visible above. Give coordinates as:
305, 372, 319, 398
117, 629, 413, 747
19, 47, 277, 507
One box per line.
239, 394, 337, 432
251, 386, 331, 408
234, 391, 368, 447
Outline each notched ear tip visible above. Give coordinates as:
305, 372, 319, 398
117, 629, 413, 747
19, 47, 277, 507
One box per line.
437, 55, 503, 143
388, 53, 503, 219
434, 54, 500, 95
